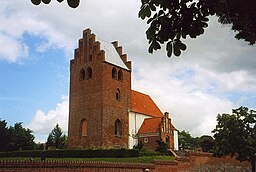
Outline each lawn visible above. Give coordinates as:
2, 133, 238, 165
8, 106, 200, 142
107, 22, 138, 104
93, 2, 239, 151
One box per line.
0, 155, 174, 163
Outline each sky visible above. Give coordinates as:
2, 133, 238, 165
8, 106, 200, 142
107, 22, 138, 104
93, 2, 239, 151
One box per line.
0, 0, 255, 143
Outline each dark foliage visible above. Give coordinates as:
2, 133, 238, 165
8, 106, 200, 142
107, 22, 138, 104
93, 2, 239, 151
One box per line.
139, 0, 256, 57
31, 0, 80, 8
46, 124, 67, 149
212, 106, 256, 172
133, 141, 144, 150
0, 119, 35, 151
199, 135, 215, 152
155, 139, 168, 154
0, 148, 139, 158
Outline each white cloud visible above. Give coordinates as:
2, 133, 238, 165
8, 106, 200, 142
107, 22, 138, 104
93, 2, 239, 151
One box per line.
2, 0, 256, 139
132, 62, 234, 137
0, 33, 29, 62
27, 96, 69, 137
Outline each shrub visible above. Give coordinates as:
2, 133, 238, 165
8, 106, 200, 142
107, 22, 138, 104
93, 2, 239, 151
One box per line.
0, 148, 139, 158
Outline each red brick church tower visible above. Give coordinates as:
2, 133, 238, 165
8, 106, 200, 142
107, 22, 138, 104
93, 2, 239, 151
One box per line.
68, 29, 132, 148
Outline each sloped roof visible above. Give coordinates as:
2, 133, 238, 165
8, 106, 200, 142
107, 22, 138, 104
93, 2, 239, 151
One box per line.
138, 117, 162, 134
99, 40, 129, 70
131, 90, 163, 118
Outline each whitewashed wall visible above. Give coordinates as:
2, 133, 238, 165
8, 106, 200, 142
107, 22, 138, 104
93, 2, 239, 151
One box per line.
128, 111, 152, 149
174, 130, 179, 150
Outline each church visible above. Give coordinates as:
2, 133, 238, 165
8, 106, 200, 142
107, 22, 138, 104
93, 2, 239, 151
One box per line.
67, 28, 178, 150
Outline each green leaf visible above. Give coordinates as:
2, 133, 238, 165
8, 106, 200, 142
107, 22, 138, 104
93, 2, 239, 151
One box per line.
67, 0, 80, 8
139, 4, 151, 19
42, 0, 51, 4
149, 3, 156, 11
166, 42, 173, 57
173, 42, 181, 56
178, 42, 187, 51
31, 0, 41, 5
201, 17, 209, 22
152, 40, 161, 50
141, 0, 150, 4
148, 42, 154, 53
147, 13, 157, 24
145, 5, 151, 18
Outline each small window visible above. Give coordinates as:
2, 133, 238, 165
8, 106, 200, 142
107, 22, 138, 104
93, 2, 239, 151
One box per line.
80, 119, 88, 137
86, 67, 92, 79
115, 119, 122, 137
118, 70, 123, 80
116, 89, 120, 101
144, 138, 149, 143
80, 69, 85, 80
112, 67, 117, 79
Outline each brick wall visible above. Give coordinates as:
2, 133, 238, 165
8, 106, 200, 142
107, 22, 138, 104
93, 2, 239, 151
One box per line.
68, 28, 131, 149
0, 160, 153, 172
0, 152, 251, 172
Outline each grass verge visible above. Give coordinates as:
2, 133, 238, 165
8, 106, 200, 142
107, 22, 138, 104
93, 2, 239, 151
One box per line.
0, 155, 174, 163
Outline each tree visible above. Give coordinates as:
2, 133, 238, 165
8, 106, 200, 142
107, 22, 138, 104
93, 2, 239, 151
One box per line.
139, 0, 256, 57
46, 124, 67, 149
0, 119, 10, 151
8, 123, 35, 151
178, 130, 199, 150
212, 106, 256, 172
31, 0, 80, 8
0, 120, 35, 151
199, 135, 215, 152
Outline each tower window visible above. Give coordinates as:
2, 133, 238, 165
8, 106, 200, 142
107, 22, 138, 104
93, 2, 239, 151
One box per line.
118, 70, 123, 80
80, 69, 85, 80
114, 119, 122, 137
86, 67, 92, 79
116, 89, 120, 101
112, 67, 117, 79
80, 119, 88, 137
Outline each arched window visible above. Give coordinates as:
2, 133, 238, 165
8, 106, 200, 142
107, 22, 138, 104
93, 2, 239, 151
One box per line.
86, 67, 92, 79
112, 67, 117, 79
80, 69, 85, 80
116, 89, 120, 101
118, 70, 123, 80
80, 119, 88, 137
114, 119, 122, 137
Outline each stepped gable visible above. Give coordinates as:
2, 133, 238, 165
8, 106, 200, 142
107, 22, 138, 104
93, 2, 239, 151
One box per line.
131, 90, 163, 118
71, 28, 131, 71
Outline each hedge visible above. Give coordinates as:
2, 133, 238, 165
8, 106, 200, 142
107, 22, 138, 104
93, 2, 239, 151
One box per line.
0, 148, 139, 158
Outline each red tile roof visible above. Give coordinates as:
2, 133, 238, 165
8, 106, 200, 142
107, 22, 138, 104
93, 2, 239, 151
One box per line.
138, 117, 162, 134
131, 90, 163, 118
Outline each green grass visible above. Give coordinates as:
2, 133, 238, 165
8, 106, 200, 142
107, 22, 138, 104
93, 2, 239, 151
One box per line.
0, 156, 174, 163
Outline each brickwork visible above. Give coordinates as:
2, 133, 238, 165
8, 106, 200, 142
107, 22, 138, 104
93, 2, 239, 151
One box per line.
0, 153, 251, 172
0, 160, 154, 172
139, 135, 159, 150
138, 113, 176, 151
68, 28, 131, 149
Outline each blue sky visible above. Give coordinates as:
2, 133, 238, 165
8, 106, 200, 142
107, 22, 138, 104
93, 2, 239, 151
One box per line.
0, 1, 255, 142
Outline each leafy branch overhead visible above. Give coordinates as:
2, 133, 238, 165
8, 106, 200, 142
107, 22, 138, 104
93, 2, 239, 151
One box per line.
30, 0, 256, 57
31, 0, 80, 8
139, 0, 256, 57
